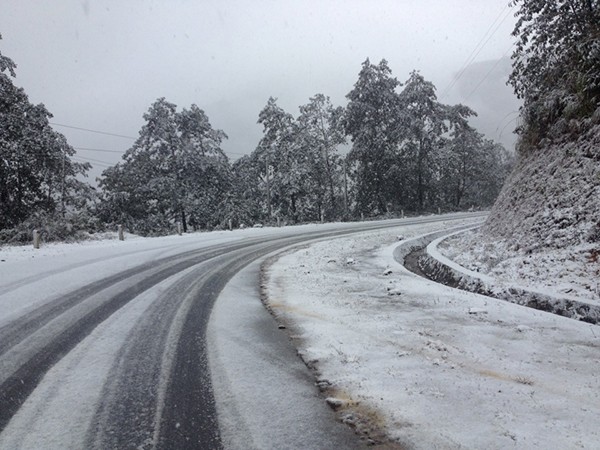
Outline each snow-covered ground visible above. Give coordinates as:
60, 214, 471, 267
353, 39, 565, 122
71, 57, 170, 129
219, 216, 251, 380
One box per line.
1, 215, 476, 449
0, 221, 385, 326
438, 228, 600, 304
264, 219, 600, 448
4, 214, 599, 449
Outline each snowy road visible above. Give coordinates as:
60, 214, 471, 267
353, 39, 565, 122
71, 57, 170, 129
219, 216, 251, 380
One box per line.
0, 213, 483, 449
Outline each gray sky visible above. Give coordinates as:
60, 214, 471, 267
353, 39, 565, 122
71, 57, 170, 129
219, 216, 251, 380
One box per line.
0, 0, 520, 181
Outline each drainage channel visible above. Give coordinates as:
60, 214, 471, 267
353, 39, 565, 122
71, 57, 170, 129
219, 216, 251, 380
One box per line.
401, 241, 600, 325
403, 246, 462, 289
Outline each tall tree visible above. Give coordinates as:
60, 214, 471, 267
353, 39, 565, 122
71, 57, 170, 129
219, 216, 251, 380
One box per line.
256, 97, 305, 222
231, 154, 266, 225
438, 123, 512, 209
397, 72, 475, 211
296, 94, 346, 220
99, 98, 230, 234
344, 59, 401, 216
509, 0, 600, 150
1, 34, 90, 231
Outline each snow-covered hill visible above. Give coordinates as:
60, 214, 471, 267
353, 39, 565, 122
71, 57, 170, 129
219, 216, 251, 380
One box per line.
441, 124, 600, 301
485, 124, 600, 250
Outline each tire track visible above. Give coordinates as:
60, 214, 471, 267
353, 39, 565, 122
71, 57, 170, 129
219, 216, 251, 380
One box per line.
0, 240, 260, 357
85, 240, 302, 449
0, 215, 482, 445
0, 241, 261, 433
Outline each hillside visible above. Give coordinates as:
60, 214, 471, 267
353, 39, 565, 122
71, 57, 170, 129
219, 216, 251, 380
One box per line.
440, 122, 600, 301
484, 123, 600, 251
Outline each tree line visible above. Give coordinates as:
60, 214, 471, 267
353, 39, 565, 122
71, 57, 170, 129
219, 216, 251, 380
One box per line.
0, 33, 95, 242
99, 60, 513, 235
1, 36, 513, 241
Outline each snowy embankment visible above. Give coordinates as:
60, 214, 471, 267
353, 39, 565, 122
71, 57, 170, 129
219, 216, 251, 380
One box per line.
449, 124, 600, 323
263, 218, 600, 449
421, 228, 600, 324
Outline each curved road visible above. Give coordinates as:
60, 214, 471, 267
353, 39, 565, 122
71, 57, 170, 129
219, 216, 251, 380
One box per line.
0, 214, 483, 449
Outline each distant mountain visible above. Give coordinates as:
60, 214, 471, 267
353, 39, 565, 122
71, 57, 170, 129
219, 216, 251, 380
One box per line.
451, 57, 521, 152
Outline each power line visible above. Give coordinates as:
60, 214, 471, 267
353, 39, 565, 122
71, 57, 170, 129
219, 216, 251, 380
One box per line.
464, 43, 515, 101
49, 121, 249, 158
72, 155, 115, 167
494, 110, 520, 134
498, 115, 521, 142
74, 145, 249, 158
440, 5, 514, 100
50, 122, 137, 140
440, 5, 512, 98
74, 146, 126, 154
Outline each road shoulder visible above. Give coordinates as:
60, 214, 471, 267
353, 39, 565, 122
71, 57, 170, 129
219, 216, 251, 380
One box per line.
207, 258, 367, 450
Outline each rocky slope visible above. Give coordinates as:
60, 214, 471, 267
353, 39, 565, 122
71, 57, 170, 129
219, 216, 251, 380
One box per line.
483, 124, 600, 251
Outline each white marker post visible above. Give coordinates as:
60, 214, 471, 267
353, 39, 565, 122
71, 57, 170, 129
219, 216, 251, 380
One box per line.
33, 229, 40, 249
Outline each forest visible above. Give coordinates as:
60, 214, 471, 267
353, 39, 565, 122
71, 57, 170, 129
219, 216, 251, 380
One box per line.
1, 36, 512, 241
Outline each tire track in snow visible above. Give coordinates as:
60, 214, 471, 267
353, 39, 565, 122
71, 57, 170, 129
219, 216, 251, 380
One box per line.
0, 241, 259, 433
0, 215, 482, 446
85, 241, 302, 449
0, 241, 261, 357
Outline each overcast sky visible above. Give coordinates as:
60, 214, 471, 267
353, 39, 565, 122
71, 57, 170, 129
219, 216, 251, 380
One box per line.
1, 0, 520, 181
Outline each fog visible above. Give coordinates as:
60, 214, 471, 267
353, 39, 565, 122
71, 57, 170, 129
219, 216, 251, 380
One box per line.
0, 0, 519, 181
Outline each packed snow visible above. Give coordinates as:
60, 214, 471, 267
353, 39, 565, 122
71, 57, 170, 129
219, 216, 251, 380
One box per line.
3, 214, 599, 448
264, 219, 600, 448
438, 228, 600, 304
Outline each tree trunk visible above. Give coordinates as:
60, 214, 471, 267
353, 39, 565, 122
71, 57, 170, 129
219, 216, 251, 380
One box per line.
290, 194, 297, 223
180, 207, 187, 233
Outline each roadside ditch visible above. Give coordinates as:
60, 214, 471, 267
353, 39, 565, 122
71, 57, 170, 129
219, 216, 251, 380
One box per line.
399, 229, 600, 325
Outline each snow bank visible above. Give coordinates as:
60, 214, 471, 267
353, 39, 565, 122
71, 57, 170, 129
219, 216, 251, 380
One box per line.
418, 229, 600, 324
264, 220, 600, 448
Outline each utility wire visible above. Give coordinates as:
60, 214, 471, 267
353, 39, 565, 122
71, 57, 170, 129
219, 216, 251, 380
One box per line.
72, 155, 114, 167
50, 122, 137, 140
494, 110, 520, 134
74, 146, 249, 158
440, 4, 514, 100
74, 146, 126, 154
464, 43, 515, 101
498, 116, 521, 142
50, 121, 250, 158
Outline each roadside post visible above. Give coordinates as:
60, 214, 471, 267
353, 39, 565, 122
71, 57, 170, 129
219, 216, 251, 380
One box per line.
33, 229, 40, 249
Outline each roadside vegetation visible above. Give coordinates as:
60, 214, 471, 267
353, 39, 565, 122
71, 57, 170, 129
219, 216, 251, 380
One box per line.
445, 0, 600, 300
484, 0, 599, 249
1, 37, 512, 243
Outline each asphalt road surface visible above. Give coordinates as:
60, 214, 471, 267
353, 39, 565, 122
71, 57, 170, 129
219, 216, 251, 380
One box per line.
0, 214, 483, 449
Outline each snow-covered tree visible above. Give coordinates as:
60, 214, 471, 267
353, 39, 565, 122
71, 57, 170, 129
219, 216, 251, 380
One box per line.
395, 71, 477, 212
439, 123, 513, 209
99, 98, 230, 234
397, 71, 449, 210
344, 59, 402, 216
234, 94, 347, 224
296, 94, 346, 220
509, 0, 600, 150
230, 154, 266, 225
482, 1, 599, 249
0, 34, 91, 234
256, 97, 307, 222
